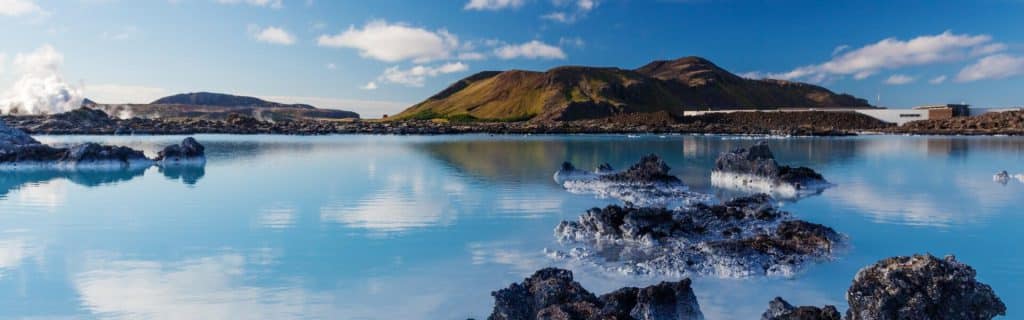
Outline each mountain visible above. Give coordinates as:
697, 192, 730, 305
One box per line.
396, 57, 871, 122
89, 92, 359, 121
151, 92, 316, 109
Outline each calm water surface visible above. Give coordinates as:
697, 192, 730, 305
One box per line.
0, 134, 1021, 319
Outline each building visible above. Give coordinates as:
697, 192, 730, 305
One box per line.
680, 104, 974, 125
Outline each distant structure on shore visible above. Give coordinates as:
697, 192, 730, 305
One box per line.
683, 103, 1023, 125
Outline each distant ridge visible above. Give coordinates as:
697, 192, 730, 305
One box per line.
152, 92, 316, 109
396, 56, 871, 122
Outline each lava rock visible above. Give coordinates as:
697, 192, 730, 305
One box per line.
0, 119, 39, 148
155, 137, 206, 163
554, 155, 701, 207
714, 141, 825, 186
553, 194, 842, 277
487, 268, 703, 320
760, 297, 840, 320
602, 154, 681, 184
846, 254, 1006, 320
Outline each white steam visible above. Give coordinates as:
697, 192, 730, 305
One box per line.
0, 45, 84, 115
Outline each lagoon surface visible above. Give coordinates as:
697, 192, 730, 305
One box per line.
0, 134, 1021, 319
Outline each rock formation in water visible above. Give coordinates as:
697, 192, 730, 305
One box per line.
155, 137, 206, 164
486, 268, 703, 320
1, 118, 205, 170
845, 254, 1006, 320
761, 297, 841, 320
993, 170, 1010, 185
554, 154, 705, 207
711, 141, 829, 198
551, 194, 842, 277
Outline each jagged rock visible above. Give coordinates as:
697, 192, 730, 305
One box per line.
845, 254, 1006, 320
552, 194, 842, 277
554, 155, 704, 207
155, 137, 206, 164
711, 142, 829, 199
0, 119, 39, 147
487, 268, 702, 320
63, 143, 149, 165
993, 170, 1010, 184
760, 297, 840, 320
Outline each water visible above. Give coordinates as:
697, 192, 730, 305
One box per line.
0, 134, 1021, 319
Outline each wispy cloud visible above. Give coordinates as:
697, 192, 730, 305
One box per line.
317, 20, 459, 63
928, 75, 947, 84
463, 0, 524, 11
763, 31, 1005, 83
214, 0, 283, 9
956, 54, 1024, 82
377, 62, 469, 87
541, 0, 597, 23
494, 40, 566, 60
0, 0, 46, 17
884, 74, 915, 85
248, 25, 295, 45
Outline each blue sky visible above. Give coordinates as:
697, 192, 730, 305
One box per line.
1, 0, 1023, 117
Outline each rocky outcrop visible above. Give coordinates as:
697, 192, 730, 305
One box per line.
487, 268, 703, 320
761, 297, 840, 320
845, 254, 1006, 320
891, 110, 1024, 135
554, 154, 705, 207
551, 194, 842, 277
711, 142, 829, 199
155, 137, 206, 164
1, 118, 205, 170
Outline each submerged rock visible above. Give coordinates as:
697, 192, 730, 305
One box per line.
711, 142, 829, 199
487, 268, 703, 320
760, 297, 840, 320
551, 194, 842, 277
155, 137, 206, 164
554, 154, 705, 207
845, 254, 1006, 320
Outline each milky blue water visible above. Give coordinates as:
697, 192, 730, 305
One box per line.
0, 134, 1021, 319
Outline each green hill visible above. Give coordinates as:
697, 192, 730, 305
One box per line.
395, 56, 870, 122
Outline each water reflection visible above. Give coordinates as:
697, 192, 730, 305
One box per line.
158, 165, 206, 185
0, 167, 147, 198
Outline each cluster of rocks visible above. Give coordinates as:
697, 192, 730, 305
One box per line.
769, 254, 1006, 320
551, 194, 843, 277
554, 155, 707, 207
485, 254, 1006, 320
0, 118, 204, 169
890, 110, 1024, 135
486, 268, 703, 320
711, 141, 830, 198
993, 170, 1024, 185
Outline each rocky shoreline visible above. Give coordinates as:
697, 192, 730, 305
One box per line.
9, 108, 1024, 136
485, 254, 1005, 320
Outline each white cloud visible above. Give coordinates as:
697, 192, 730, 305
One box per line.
928, 75, 947, 84
214, 0, 282, 9
464, 0, 524, 11
101, 25, 140, 41
765, 31, 1005, 82
831, 44, 850, 56
82, 84, 168, 104
457, 52, 486, 61
541, 0, 597, 23
378, 62, 469, 87
494, 40, 566, 60
955, 54, 1024, 82
559, 36, 585, 48
0, 0, 44, 16
317, 20, 459, 63
884, 74, 914, 85
0, 45, 84, 115
325, 63, 336, 70
361, 81, 378, 90
249, 25, 295, 45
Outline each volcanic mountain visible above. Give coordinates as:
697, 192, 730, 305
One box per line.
88, 92, 359, 121
395, 57, 871, 122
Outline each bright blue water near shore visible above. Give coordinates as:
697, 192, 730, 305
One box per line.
0, 134, 1021, 319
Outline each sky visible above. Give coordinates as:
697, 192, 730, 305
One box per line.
1, 0, 1023, 117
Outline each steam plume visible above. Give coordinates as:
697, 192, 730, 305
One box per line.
0, 45, 84, 115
